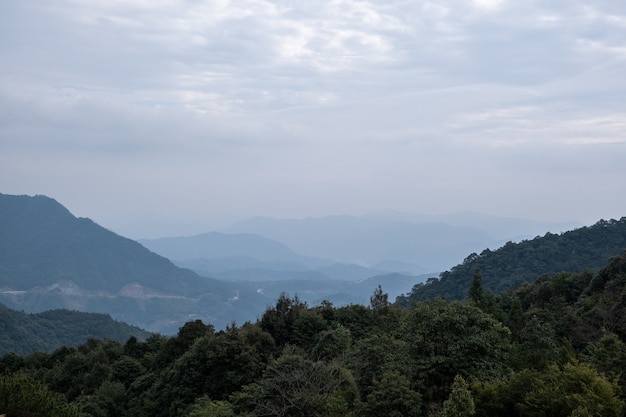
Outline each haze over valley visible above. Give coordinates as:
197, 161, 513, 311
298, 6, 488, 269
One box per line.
0, 192, 614, 335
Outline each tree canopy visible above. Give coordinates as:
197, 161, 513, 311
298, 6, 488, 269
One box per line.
2, 251, 626, 416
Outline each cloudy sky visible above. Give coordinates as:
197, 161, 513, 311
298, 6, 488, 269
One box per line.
1, 0, 625, 238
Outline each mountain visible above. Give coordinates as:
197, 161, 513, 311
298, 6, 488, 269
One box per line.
141, 232, 398, 281
397, 217, 626, 305
0, 193, 254, 333
139, 232, 325, 266
221, 214, 576, 273
363, 211, 579, 242
0, 193, 415, 334
0, 193, 224, 295
0, 303, 152, 355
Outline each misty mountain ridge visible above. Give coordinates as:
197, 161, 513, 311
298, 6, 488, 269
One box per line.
140, 229, 415, 281
219, 212, 579, 273
139, 231, 329, 268
0, 193, 428, 333
362, 210, 580, 240
1, 192, 612, 336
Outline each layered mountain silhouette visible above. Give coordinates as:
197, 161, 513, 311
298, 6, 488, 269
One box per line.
0, 193, 424, 333
222, 214, 578, 273
0, 193, 245, 333
3, 192, 617, 336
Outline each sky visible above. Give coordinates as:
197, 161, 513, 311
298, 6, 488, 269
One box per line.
1, 0, 625, 239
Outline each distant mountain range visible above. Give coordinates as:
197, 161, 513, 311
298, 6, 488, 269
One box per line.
221, 213, 579, 273
0, 193, 426, 333
139, 232, 319, 265
139, 232, 390, 280
139, 231, 427, 306
0, 193, 252, 333
2, 192, 616, 337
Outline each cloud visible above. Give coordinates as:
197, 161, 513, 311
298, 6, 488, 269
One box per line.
1, 0, 626, 235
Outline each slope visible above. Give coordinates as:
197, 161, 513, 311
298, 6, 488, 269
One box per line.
0, 193, 225, 296
0, 193, 245, 333
0, 303, 152, 355
397, 217, 626, 304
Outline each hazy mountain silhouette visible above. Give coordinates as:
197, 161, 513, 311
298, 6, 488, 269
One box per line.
221, 214, 575, 273
0, 193, 253, 332
139, 232, 327, 267
0, 193, 424, 333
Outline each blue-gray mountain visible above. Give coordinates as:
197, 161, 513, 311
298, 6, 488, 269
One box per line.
222, 213, 578, 273
0, 193, 255, 333
0, 193, 425, 333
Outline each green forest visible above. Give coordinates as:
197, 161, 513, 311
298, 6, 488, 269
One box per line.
3, 250, 626, 417
0, 307, 151, 356
398, 217, 626, 303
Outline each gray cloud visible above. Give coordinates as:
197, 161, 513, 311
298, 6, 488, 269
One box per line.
1, 0, 625, 237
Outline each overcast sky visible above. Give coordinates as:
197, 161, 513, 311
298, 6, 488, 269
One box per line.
1, 0, 625, 238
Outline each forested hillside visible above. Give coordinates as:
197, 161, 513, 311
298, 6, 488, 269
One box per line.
0, 193, 217, 294
0, 305, 151, 355
0, 193, 257, 333
3, 251, 626, 416
397, 217, 626, 304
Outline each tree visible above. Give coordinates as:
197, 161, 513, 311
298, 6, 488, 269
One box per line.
154, 320, 214, 367
361, 371, 421, 417
348, 333, 408, 397
370, 285, 390, 311
311, 324, 352, 360
440, 375, 475, 417
586, 332, 626, 378
473, 362, 624, 417
146, 323, 276, 417
401, 299, 511, 401
468, 268, 484, 307
75, 380, 127, 417
512, 315, 558, 370
0, 373, 79, 417
233, 352, 358, 417
184, 396, 234, 417
260, 293, 307, 346
291, 309, 328, 348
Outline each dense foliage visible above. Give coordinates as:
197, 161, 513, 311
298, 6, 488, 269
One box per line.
397, 217, 626, 304
0, 305, 151, 355
2, 251, 626, 416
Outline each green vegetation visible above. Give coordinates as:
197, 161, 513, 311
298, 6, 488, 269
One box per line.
398, 217, 626, 304
0, 305, 151, 355
2, 250, 626, 416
